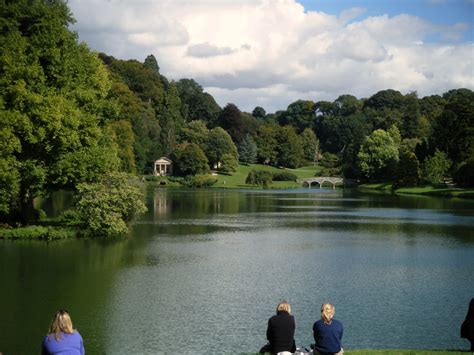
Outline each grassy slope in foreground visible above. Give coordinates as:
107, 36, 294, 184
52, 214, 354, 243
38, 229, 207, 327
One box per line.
359, 183, 474, 199
253, 351, 468, 355
213, 164, 321, 188
344, 350, 469, 355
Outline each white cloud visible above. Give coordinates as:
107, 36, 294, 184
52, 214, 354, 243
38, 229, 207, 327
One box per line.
69, 0, 474, 112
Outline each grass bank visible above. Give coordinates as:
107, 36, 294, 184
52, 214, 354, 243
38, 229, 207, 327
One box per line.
343, 350, 468, 355
359, 183, 474, 199
255, 350, 468, 355
0, 224, 77, 240
213, 164, 322, 188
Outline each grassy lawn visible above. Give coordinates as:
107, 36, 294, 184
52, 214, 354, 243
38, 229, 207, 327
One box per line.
252, 351, 468, 355
359, 183, 474, 199
343, 351, 468, 355
213, 164, 322, 188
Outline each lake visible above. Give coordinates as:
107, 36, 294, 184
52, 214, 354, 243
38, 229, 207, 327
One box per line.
1, 187, 473, 354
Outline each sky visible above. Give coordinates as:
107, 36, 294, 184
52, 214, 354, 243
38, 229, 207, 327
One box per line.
68, 0, 474, 113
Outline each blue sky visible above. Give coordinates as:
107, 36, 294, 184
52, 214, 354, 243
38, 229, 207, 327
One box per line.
298, 0, 473, 41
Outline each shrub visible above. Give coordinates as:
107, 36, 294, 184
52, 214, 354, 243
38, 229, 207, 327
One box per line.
75, 172, 147, 237
57, 209, 82, 227
0, 226, 76, 240
183, 175, 218, 188
272, 171, 298, 181
245, 170, 273, 188
144, 175, 161, 182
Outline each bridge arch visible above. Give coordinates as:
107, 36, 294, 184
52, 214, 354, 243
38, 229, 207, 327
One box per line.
298, 177, 344, 189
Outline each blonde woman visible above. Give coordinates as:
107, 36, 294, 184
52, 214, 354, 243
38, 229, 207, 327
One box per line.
41, 310, 85, 355
312, 303, 343, 355
259, 300, 296, 354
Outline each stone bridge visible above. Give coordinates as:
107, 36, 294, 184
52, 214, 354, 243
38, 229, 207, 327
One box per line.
297, 177, 344, 189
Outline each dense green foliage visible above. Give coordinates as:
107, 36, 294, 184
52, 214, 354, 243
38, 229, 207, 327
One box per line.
0, 225, 76, 240
358, 128, 400, 180
272, 171, 298, 181
75, 173, 147, 236
422, 150, 452, 185
245, 169, 273, 188
2, 0, 473, 231
238, 134, 258, 165
172, 143, 210, 176
395, 151, 421, 187
0, 0, 119, 223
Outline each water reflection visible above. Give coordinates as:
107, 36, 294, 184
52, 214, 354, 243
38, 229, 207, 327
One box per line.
2, 188, 474, 354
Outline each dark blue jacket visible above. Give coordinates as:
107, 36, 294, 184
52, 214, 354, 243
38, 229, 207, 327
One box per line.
313, 319, 343, 353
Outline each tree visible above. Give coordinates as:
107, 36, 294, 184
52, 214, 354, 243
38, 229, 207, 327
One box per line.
172, 143, 209, 176
255, 123, 279, 165
218, 103, 258, 144
395, 151, 420, 187
279, 100, 315, 133
364, 89, 406, 110
422, 150, 452, 185
105, 69, 160, 173
301, 128, 320, 164
276, 126, 304, 168
238, 134, 258, 165
204, 127, 238, 169
358, 129, 399, 180
176, 78, 221, 126
144, 54, 160, 74
75, 172, 147, 236
0, 0, 118, 223
252, 106, 266, 120
180, 120, 209, 147
220, 153, 239, 173
108, 120, 136, 173
431, 89, 474, 165
333, 95, 362, 116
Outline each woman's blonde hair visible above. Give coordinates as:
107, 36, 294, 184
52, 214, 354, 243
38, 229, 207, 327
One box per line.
47, 310, 74, 341
321, 303, 335, 323
276, 300, 292, 314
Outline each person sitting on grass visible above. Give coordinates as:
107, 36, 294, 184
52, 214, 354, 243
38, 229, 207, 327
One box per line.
259, 300, 296, 354
42, 310, 85, 355
312, 303, 343, 355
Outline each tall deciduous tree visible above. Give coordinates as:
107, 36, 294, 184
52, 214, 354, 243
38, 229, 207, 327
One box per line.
358, 129, 399, 180
218, 103, 258, 144
279, 100, 315, 133
176, 78, 221, 126
301, 128, 320, 164
204, 127, 238, 169
395, 151, 420, 187
256, 123, 279, 165
172, 143, 209, 176
422, 150, 451, 185
277, 126, 304, 168
0, 0, 119, 222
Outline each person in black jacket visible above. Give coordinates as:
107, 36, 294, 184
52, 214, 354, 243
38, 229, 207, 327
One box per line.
259, 300, 296, 354
461, 298, 474, 351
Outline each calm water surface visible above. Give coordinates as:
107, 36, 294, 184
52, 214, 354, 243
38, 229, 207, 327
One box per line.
1, 188, 474, 354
